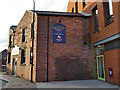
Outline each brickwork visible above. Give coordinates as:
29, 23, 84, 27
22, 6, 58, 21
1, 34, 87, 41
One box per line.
6, 28, 14, 75
104, 49, 119, 85
36, 15, 93, 82
67, 0, 120, 86
6, 11, 37, 82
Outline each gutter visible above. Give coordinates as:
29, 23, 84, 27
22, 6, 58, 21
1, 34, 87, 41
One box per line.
47, 16, 49, 82
31, 0, 35, 82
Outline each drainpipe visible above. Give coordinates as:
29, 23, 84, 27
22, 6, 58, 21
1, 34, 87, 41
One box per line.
13, 31, 15, 47
31, 0, 35, 82
47, 16, 49, 82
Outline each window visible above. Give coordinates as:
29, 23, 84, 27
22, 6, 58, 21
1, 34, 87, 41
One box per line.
8, 52, 11, 64
103, 0, 113, 25
72, 7, 74, 13
9, 35, 12, 47
21, 49, 26, 64
83, 0, 86, 9
75, 0, 78, 13
22, 28, 27, 42
92, 6, 99, 32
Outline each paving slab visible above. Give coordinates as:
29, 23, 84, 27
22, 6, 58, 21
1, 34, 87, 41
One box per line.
0, 72, 120, 90
36, 80, 119, 89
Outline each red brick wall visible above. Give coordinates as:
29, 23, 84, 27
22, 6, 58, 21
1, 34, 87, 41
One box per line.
36, 16, 48, 82
104, 49, 119, 85
36, 15, 93, 82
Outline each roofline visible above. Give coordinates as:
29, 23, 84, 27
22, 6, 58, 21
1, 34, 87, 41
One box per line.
30, 10, 91, 17
10, 25, 17, 31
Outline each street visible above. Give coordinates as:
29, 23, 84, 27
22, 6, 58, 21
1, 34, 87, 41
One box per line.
0, 72, 119, 90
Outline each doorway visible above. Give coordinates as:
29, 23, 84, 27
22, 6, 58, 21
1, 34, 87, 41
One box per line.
96, 55, 105, 81
12, 58, 17, 76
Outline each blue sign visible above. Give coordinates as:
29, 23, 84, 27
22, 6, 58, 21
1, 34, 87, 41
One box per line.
52, 23, 66, 43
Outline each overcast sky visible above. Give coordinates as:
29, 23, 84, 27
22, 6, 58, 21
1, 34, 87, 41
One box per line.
0, 0, 69, 52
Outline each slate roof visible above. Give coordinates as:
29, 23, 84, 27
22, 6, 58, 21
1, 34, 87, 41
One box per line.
10, 25, 17, 31
30, 11, 91, 17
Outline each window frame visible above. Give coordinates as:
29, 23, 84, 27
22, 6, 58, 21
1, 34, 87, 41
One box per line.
83, 0, 86, 9
21, 49, 26, 64
92, 6, 99, 32
9, 35, 12, 47
8, 52, 11, 64
22, 28, 27, 42
75, 0, 78, 13
103, 0, 114, 26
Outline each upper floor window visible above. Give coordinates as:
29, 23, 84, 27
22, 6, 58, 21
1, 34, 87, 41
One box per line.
9, 35, 12, 47
75, 0, 78, 13
83, 0, 86, 9
22, 28, 27, 42
21, 49, 26, 64
92, 6, 99, 32
103, 0, 113, 25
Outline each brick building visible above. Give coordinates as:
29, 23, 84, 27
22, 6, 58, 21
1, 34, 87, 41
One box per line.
0, 49, 7, 72
6, 11, 94, 82
67, 0, 120, 86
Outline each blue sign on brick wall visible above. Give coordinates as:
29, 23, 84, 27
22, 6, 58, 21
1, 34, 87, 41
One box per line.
52, 23, 66, 43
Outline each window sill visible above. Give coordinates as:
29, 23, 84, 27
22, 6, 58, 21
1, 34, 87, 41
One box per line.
20, 63, 26, 66
105, 20, 114, 27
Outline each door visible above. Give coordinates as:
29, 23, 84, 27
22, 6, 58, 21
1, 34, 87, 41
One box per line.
12, 58, 17, 76
14, 58, 17, 76
97, 55, 106, 81
12, 59, 15, 75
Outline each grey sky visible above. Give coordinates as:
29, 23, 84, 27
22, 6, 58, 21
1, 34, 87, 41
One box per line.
0, 0, 69, 52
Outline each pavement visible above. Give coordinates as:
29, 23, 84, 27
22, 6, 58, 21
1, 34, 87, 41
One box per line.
0, 72, 37, 89
36, 80, 119, 88
0, 72, 120, 90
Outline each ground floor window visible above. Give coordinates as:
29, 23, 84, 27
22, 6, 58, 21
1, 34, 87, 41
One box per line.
8, 52, 11, 64
21, 49, 26, 64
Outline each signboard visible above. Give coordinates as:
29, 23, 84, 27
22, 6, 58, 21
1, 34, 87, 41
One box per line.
52, 23, 66, 43
12, 45, 19, 56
